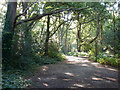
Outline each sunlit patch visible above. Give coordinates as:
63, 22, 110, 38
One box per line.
66, 56, 90, 64
63, 79, 72, 81
104, 77, 117, 82
43, 83, 49, 87
81, 64, 88, 66
65, 72, 74, 76
38, 77, 41, 80
37, 52, 40, 54
94, 73, 101, 76
97, 67, 104, 69
51, 77, 57, 80
41, 66, 48, 71
91, 63, 99, 65
70, 86, 77, 88
92, 77, 103, 80
106, 68, 118, 72
42, 77, 57, 81
80, 60, 90, 63
73, 84, 85, 87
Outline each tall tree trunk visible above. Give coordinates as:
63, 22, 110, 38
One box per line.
2, 2, 17, 67
100, 24, 103, 52
76, 38, 79, 51
64, 28, 68, 54
58, 28, 61, 46
60, 24, 64, 48
113, 11, 116, 56
22, 2, 32, 56
58, 15, 61, 47
95, 14, 100, 61
44, 15, 50, 55
95, 41, 98, 61
77, 13, 82, 52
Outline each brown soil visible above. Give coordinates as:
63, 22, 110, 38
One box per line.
27, 56, 119, 88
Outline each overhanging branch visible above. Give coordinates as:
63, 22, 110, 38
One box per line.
15, 4, 96, 26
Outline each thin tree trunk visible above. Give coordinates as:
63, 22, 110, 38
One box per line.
76, 38, 79, 51
95, 41, 98, 61
44, 15, 50, 55
60, 25, 64, 47
100, 24, 103, 51
58, 15, 61, 46
64, 27, 68, 54
113, 11, 116, 56
95, 14, 100, 61
77, 13, 82, 52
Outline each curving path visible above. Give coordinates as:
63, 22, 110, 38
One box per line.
27, 56, 119, 88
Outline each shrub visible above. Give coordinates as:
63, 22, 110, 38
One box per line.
97, 58, 105, 64
2, 71, 31, 88
89, 56, 96, 61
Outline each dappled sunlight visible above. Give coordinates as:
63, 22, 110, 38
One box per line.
106, 68, 118, 72
50, 77, 57, 80
46, 77, 57, 80
63, 79, 72, 81
91, 62, 99, 65
66, 56, 89, 62
43, 83, 49, 87
28, 56, 119, 88
64, 72, 74, 77
94, 73, 101, 76
96, 65, 118, 72
81, 64, 89, 67
96, 66, 104, 69
66, 56, 81, 62
80, 60, 90, 63
41, 77, 57, 81
41, 66, 48, 71
91, 75, 117, 82
103, 77, 117, 82
66, 56, 90, 64
73, 84, 85, 87
92, 77, 103, 81
38, 77, 41, 80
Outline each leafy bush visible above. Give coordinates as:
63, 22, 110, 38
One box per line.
88, 48, 95, 56
89, 56, 96, 61
97, 58, 105, 64
47, 41, 60, 58
67, 52, 75, 56
89, 52, 120, 67
67, 52, 88, 57
2, 71, 31, 88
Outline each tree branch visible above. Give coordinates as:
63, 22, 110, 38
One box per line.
15, 4, 96, 26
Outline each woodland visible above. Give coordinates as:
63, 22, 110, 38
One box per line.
0, 1, 120, 88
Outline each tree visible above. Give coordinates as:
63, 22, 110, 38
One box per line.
2, 1, 17, 67
44, 15, 50, 55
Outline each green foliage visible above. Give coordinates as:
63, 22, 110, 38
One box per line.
2, 2, 120, 88
47, 41, 60, 58
97, 58, 105, 64
88, 48, 95, 56
39, 55, 65, 65
89, 56, 96, 61
2, 71, 31, 88
67, 52, 88, 57
89, 52, 120, 67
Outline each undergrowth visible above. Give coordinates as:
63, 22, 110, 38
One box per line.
2, 43, 66, 89
67, 52, 89, 57
89, 50, 120, 68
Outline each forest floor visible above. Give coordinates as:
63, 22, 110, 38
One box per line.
27, 56, 119, 88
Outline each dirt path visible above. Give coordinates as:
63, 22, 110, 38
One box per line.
28, 56, 119, 88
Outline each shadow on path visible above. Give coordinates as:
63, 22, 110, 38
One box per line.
27, 56, 119, 88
